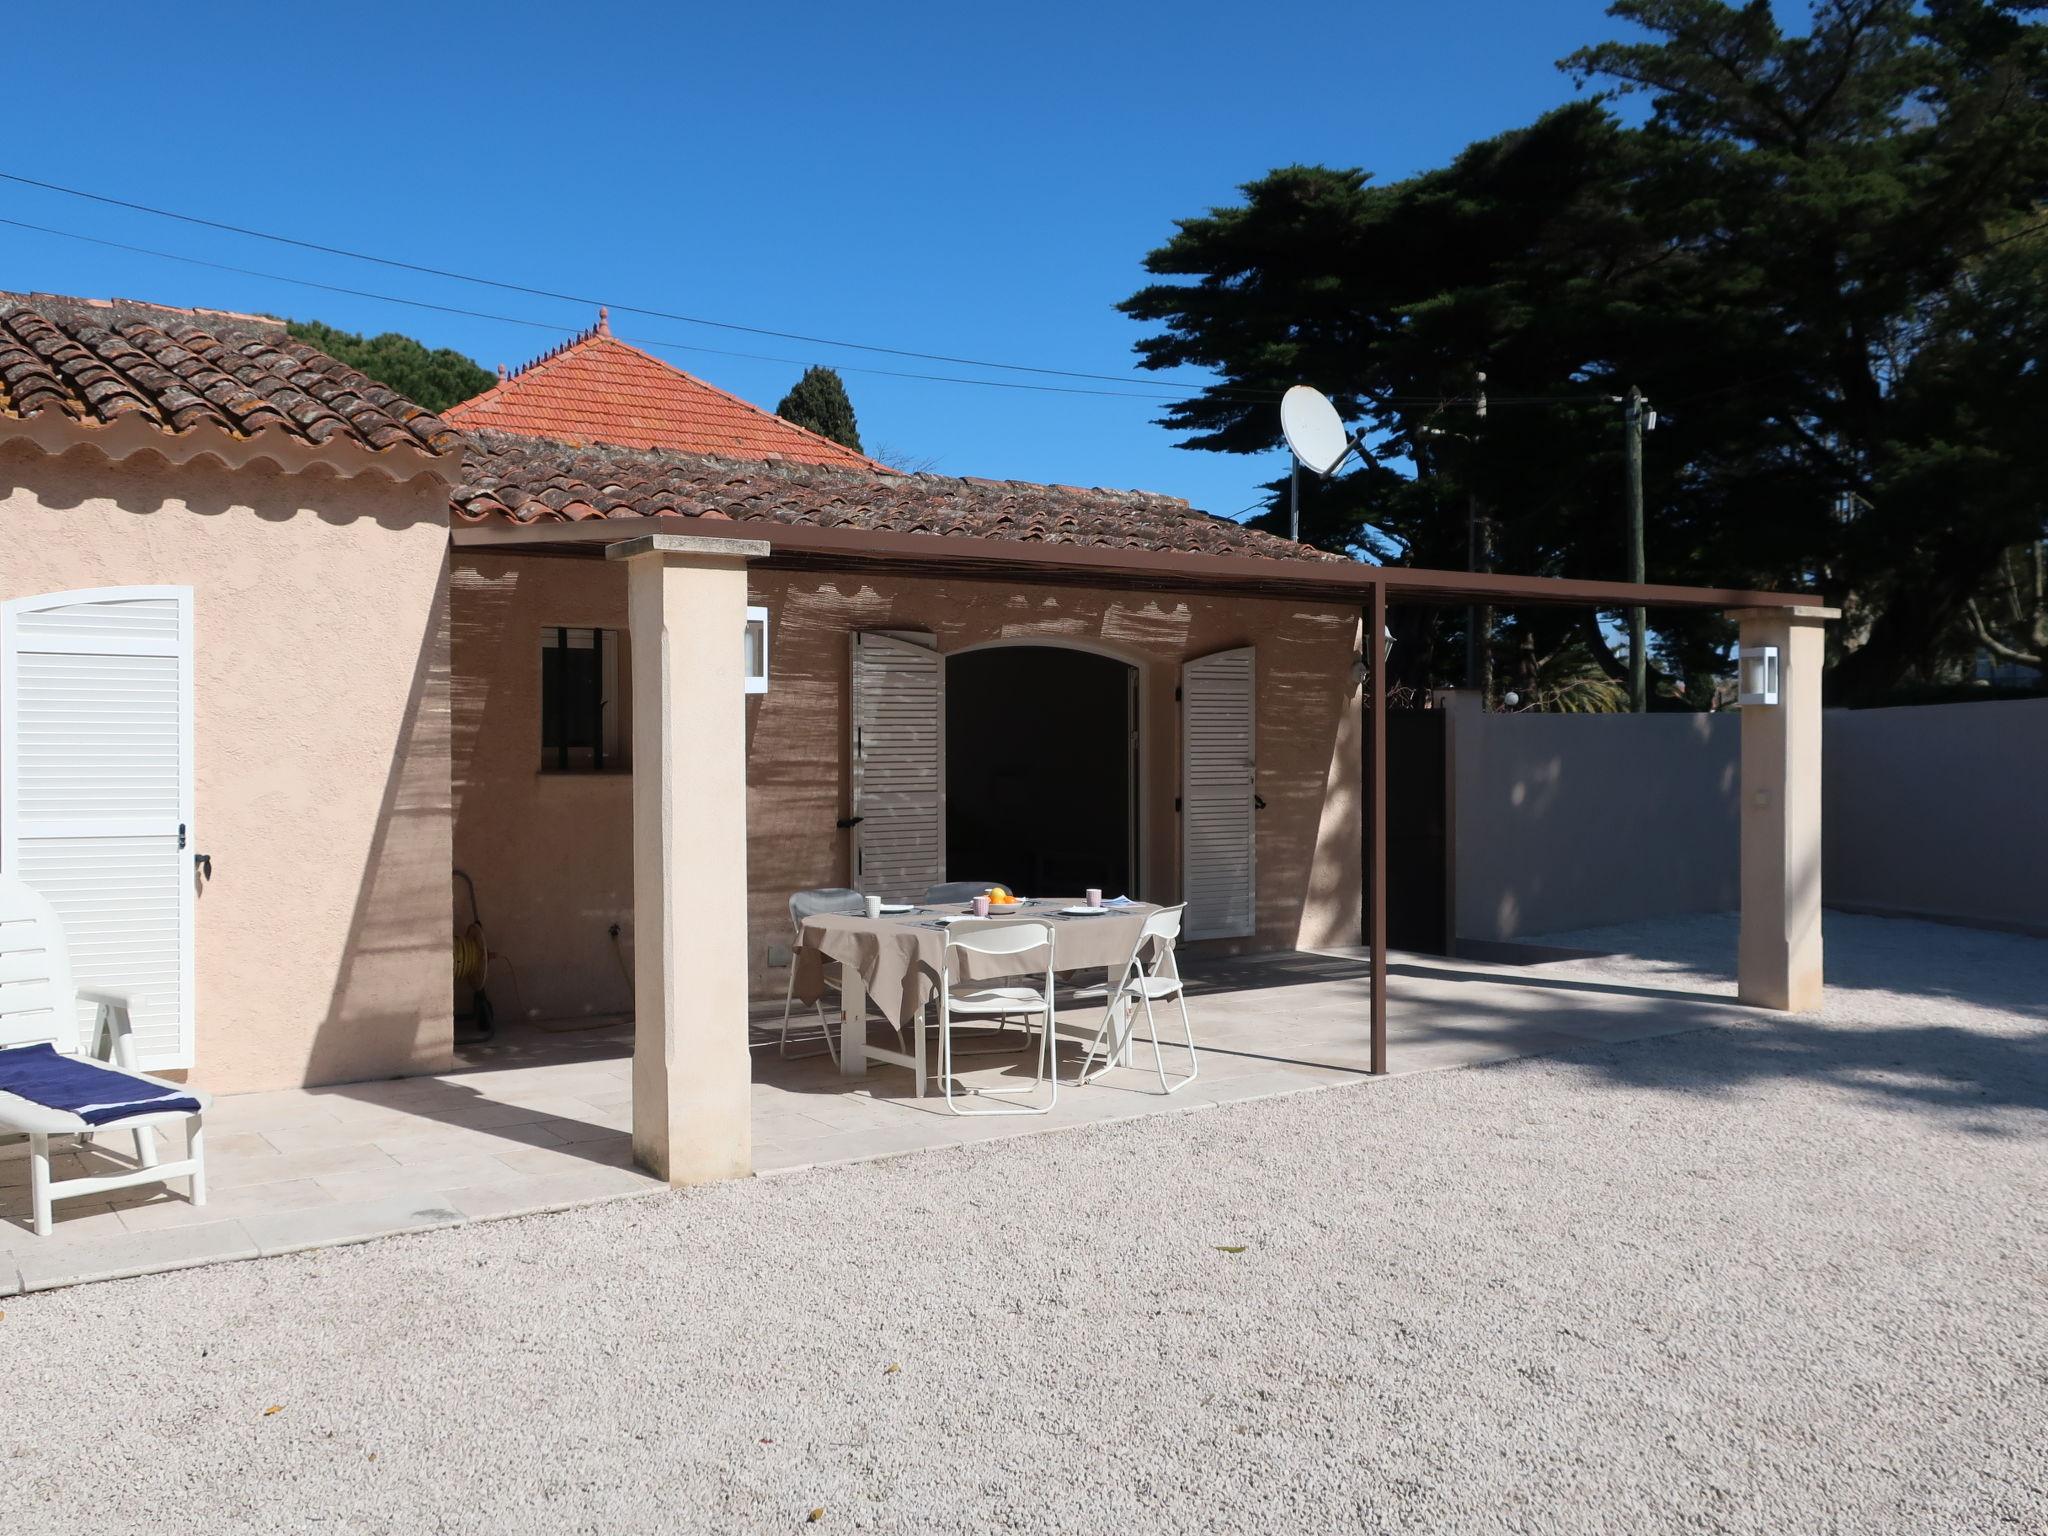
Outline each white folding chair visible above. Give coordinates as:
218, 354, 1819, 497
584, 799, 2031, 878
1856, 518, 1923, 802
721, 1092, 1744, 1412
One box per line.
1071, 904, 1198, 1095
0, 874, 210, 1237
777, 887, 870, 1063
936, 920, 1058, 1116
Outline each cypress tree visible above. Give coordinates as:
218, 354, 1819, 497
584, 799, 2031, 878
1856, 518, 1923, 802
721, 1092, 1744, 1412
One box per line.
776, 365, 863, 452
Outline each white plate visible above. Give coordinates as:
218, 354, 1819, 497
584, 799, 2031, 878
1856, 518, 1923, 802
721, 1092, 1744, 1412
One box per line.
878, 903, 914, 915
1059, 905, 1109, 916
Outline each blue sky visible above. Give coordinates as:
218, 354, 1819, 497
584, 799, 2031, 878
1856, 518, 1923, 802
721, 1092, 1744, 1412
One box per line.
2, 1, 1636, 518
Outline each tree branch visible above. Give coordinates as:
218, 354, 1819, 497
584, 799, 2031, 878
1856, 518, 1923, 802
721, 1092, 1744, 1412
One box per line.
1965, 599, 2043, 668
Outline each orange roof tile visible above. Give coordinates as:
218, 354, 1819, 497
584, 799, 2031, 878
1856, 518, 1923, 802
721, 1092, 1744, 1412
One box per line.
444, 311, 887, 471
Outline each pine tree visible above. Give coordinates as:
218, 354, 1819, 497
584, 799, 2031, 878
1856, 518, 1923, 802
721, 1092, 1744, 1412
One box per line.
776, 366, 863, 452
286, 320, 495, 414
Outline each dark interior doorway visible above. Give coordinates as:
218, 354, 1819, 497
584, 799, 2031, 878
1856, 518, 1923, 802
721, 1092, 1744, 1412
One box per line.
1376, 709, 1449, 954
946, 646, 1136, 898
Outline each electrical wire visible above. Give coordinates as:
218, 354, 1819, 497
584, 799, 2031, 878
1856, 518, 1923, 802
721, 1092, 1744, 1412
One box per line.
0, 168, 1247, 390
0, 173, 1624, 415
0, 214, 1271, 404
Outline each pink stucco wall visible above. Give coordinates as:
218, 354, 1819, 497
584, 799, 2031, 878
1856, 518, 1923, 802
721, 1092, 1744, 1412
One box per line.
0, 443, 453, 1092
450, 551, 1363, 1023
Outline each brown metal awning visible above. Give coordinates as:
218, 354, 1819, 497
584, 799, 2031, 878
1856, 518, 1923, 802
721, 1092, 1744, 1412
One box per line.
453, 516, 1824, 613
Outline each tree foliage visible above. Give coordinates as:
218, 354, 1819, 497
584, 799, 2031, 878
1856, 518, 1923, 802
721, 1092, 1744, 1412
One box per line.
1122, 1, 2048, 703
285, 320, 495, 414
776, 365, 864, 452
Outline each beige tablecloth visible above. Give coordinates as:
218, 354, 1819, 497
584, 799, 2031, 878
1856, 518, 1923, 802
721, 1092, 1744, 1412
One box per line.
793, 901, 1156, 1032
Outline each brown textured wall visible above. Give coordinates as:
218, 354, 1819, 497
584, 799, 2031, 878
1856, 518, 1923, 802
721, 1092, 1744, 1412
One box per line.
0, 444, 454, 1092
451, 552, 1363, 1021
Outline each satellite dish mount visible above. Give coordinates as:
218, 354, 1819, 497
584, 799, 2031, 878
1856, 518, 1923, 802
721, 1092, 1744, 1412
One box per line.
1280, 385, 1372, 542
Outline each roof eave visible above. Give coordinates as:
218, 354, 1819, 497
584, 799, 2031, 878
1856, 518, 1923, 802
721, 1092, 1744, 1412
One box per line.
0, 410, 462, 483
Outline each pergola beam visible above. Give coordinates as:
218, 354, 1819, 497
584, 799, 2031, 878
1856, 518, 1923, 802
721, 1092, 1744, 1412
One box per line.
458, 518, 1825, 615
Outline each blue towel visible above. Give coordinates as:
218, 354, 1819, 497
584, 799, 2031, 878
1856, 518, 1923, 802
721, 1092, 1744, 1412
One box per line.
0, 1043, 201, 1126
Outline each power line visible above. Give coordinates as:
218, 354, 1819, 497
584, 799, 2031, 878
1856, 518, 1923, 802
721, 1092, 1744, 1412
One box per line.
0, 214, 1272, 404
0, 168, 1238, 391
0, 175, 1619, 417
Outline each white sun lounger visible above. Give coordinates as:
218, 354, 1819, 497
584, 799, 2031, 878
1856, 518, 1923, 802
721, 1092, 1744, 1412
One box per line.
0, 874, 209, 1237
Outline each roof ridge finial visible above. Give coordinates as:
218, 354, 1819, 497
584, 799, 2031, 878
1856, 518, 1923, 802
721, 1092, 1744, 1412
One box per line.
496, 363, 507, 382
597, 305, 610, 336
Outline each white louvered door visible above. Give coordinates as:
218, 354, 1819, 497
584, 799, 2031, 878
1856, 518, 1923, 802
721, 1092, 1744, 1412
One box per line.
1180, 646, 1257, 941
849, 630, 945, 902
1, 587, 195, 1068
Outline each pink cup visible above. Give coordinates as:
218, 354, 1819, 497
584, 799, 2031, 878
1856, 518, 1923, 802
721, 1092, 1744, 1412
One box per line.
1086, 888, 1103, 909
971, 895, 991, 917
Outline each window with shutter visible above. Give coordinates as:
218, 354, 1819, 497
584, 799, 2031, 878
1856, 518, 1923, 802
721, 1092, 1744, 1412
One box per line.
1, 587, 195, 1068
1180, 646, 1257, 941
848, 631, 945, 902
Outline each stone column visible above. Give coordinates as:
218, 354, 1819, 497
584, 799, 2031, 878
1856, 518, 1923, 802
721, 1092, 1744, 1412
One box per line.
1730, 605, 1836, 1012
607, 533, 769, 1183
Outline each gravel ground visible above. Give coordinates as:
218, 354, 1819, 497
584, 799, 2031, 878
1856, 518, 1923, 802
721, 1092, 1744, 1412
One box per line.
3, 912, 2043, 1534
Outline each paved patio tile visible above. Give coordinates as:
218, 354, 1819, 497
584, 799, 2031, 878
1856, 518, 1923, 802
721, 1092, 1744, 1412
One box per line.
0, 1199, 126, 1246
114, 1178, 334, 1234
530, 1113, 631, 1145
490, 1137, 637, 1177
478, 1092, 627, 1130
371, 1123, 571, 1167
13, 1218, 260, 1292
241, 1192, 468, 1258
312, 1156, 514, 1205
256, 1118, 438, 1156
207, 1142, 402, 1192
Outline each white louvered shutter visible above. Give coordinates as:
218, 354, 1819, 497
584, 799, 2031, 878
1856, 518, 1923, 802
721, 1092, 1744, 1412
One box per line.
1, 588, 195, 1068
849, 631, 945, 902
1181, 646, 1257, 941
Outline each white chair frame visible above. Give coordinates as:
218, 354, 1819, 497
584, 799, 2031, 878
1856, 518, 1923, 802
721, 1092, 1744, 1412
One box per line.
776, 888, 869, 1064
936, 920, 1059, 1117
1071, 903, 1198, 1095
0, 875, 209, 1237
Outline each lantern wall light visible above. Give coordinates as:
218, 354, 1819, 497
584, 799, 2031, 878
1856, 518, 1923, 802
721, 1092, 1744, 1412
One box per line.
744, 606, 769, 694
1737, 643, 1780, 707
1351, 625, 1396, 688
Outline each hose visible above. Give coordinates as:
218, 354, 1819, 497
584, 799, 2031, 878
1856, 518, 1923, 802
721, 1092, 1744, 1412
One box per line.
453, 869, 496, 1042
454, 927, 490, 991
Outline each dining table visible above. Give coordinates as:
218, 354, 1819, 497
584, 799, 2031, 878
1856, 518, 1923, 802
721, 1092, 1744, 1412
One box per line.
792, 898, 1160, 1084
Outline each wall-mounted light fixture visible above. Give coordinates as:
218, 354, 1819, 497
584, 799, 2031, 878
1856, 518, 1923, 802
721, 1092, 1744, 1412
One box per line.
1737, 643, 1779, 707
1351, 625, 1396, 688
744, 606, 769, 694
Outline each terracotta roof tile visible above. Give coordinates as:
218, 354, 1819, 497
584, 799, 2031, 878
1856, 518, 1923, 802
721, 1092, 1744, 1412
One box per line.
454, 430, 1345, 564
444, 312, 887, 471
0, 293, 461, 458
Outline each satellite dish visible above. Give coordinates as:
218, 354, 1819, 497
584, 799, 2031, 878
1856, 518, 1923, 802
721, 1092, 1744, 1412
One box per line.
1281, 385, 1352, 476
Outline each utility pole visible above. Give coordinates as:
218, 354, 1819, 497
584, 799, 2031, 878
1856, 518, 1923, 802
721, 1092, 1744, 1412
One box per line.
1624, 385, 1649, 713
1467, 371, 1491, 702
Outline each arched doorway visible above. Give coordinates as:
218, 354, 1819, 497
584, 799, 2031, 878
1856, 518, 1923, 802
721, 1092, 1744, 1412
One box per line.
944, 645, 1138, 898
